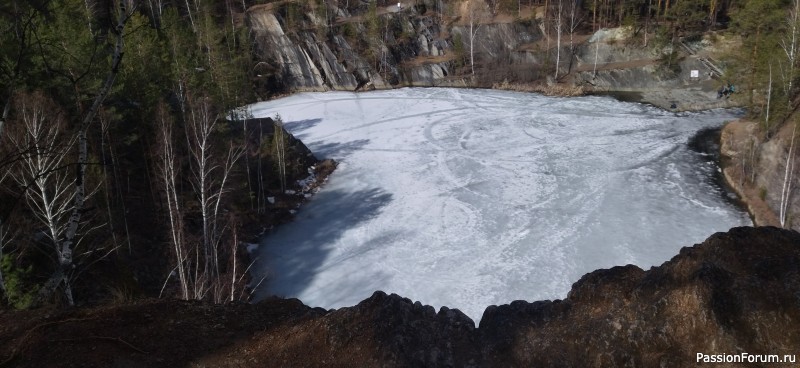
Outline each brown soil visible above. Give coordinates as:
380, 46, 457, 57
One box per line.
517, 33, 593, 53
492, 81, 585, 96
334, 0, 418, 25
572, 57, 657, 72
491, 5, 537, 24
247, 1, 292, 13
2, 227, 799, 367
400, 54, 458, 67
0, 298, 320, 368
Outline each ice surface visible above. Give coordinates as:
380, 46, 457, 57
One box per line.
247, 88, 751, 322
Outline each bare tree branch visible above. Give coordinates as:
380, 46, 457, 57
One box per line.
36, 0, 131, 306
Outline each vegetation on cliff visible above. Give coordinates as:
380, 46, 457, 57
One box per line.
719, 1, 800, 232
0, 0, 328, 309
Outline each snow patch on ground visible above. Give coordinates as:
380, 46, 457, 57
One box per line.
248, 88, 751, 322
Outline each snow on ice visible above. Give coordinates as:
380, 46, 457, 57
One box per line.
247, 88, 751, 322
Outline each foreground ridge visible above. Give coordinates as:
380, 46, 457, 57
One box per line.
1, 227, 798, 367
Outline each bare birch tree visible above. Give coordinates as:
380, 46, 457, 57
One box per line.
35, 0, 132, 306
186, 95, 217, 279
157, 94, 244, 301
184, 0, 197, 33
644, 0, 653, 47
780, 124, 797, 228
565, 0, 583, 74
466, 0, 489, 76
274, 117, 287, 192
553, 0, 563, 79
185, 95, 244, 287
593, 35, 600, 77
156, 103, 190, 300
766, 63, 773, 130
0, 223, 10, 300
6, 92, 78, 305
257, 119, 267, 214
781, 0, 800, 99
7, 93, 76, 247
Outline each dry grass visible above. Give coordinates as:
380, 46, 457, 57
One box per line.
492, 80, 585, 96
400, 54, 458, 68
517, 34, 593, 53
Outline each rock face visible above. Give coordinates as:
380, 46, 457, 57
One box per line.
752, 123, 800, 230
250, 11, 328, 90
248, 1, 736, 111
2, 227, 799, 367
247, 0, 554, 94
480, 227, 800, 367
721, 120, 800, 230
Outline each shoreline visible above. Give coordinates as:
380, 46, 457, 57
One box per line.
254, 88, 752, 233
265, 82, 741, 112
238, 157, 338, 300
576, 88, 761, 224
687, 127, 752, 217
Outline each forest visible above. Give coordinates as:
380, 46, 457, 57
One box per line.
0, 0, 797, 310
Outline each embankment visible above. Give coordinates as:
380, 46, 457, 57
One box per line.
2, 227, 798, 367
720, 119, 797, 228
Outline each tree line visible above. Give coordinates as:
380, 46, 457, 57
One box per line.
0, 0, 262, 308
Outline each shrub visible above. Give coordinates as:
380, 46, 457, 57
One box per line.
342, 23, 356, 39
657, 49, 683, 76
452, 33, 466, 68
1, 255, 38, 310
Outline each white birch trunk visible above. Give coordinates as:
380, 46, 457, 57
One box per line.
258, 122, 265, 213
36, 0, 129, 305
766, 64, 773, 128
231, 231, 237, 302
274, 119, 287, 192
7, 94, 77, 249
467, 0, 486, 77
554, 0, 562, 80
593, 36, 600, 77
185, 0, 197, 32
186, 96, 216, 280
470, 16, 475, 76
780, 125, 797, 227
0, 223, 7, 298
157, 110, 189, 299
645, 0, 652, 47
781, 0, 800, 97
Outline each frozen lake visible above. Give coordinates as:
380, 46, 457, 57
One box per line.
248, 88, 751, 321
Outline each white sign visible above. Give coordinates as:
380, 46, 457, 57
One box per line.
690, 70, 699, 78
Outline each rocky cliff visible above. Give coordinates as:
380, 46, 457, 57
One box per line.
722, 119, 800, 231
248, 0, 556, 93
2, 227, 798, 367
248, 1, 738, 112
249, 0, 468, 93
